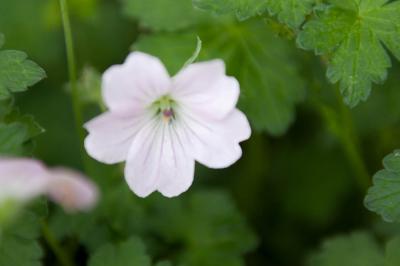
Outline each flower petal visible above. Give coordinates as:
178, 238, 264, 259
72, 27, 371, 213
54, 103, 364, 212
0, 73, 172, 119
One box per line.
84, 111, 150, 164
171, 60, 239, 120
124, 121, 195, 198
178, 108, 251, 169
156, 125, 195, 197
46, 168, 98, 212
102, 52, 171, 114
219, 109, 251, 143
0, 158, 48, 203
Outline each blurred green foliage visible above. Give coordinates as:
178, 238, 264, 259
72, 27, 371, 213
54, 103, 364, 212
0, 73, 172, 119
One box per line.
0, 0, 400, 266
308, 232, 400, 266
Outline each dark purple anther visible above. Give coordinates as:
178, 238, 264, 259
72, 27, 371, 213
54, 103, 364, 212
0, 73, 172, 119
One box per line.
162, 108, 174, 119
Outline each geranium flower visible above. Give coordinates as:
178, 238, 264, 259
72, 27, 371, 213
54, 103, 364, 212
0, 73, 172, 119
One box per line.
84, 52, 251, 198
0, 158, 98, 212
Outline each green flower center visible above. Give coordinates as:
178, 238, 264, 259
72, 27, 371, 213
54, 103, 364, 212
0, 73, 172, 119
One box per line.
151, 95, 176, 123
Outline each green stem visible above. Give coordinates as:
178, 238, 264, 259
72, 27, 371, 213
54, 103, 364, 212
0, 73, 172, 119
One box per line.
335, 90, 370, 190
59, 0, 89, 171
41, 220, 74, 266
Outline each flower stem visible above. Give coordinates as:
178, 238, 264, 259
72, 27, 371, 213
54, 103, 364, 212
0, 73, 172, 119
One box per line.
59, 0, 89, 171
335, 89, 370, 190
41, 220, 74, 266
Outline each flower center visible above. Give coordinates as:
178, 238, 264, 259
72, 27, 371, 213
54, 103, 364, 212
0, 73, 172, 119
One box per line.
152, 95, 176, 123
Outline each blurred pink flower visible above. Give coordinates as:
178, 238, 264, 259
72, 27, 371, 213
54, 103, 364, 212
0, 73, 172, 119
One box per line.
45, 168, 98, 212
84, 52, 251, 198
0, 158, 48, 203
0, 158, 98, 212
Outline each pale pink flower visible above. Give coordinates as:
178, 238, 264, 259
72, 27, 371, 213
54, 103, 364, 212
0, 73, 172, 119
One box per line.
45, 168, 98, 212
0, 158, 48, 203
0, 158, 98, 212
84, 52, 251, 198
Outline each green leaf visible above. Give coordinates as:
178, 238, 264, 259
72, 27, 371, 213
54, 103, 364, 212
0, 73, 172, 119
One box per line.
134, 33, 201, 75
265, 0, 315, 28
147, 190, 257, 266
75, 66, 104, 109
122, 0, 209, 31
88, 237, 151, 266
308, 232, 384, 266
134, 20, 305, 135
155, 261, 173, 266
297, 0, 400, 107
193, 0, 314, 26
0, 34, 4, 49
0, 210, 43, 266
192, 0, 267, 20
364, 150, 400, 222
0, 108, 44, 156
232, 21, 305, 134
385, 237, 400, 266
0, 49, 46, 99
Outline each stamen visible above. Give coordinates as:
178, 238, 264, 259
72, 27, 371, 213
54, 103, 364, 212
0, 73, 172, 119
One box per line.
162, 108, 174, 123
152, 94, 176, 123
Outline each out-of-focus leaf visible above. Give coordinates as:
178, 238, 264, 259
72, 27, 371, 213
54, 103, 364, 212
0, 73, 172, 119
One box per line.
0, 44, 46, 99
0, 210, 43, 266
229, 21, 305, 134
50, 183, 145, 252
0, 106, 44, 156
385, 237, 400, 266
297, 0, 400, 107
44, 0, 99, 28
135, 20, 305, 135
308, 232, 384, 266
88, 237, 151, 266
122, 0, 209, 31
134, 33, 200, 75
351, 65, 400, 136
0, 34, 4, 49
147, 190, 257, 266
155, 261, 173, 266
365, 150, 400, 222
72, 66, 104, 109
193, 0, 267, 20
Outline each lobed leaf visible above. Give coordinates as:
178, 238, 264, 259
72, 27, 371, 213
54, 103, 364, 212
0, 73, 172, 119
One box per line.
308, 232, 384, 266
0, 210, 43, 266
89, 237, 151, 266
298, 0, 400, 107
193, 0, 315, 27
364, 150, 400, 222
0, 106, 44, 156
0, 50, 45, 99
264, 0, 315, 28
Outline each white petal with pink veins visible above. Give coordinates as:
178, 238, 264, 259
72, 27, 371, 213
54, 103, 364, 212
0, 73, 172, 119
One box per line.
178, 108, 250, 169
125, 119, 195, 198
84, 111, 150, 164
171, 60, 239, 120
103, 52, 171, 114
156, 124, 195, 197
